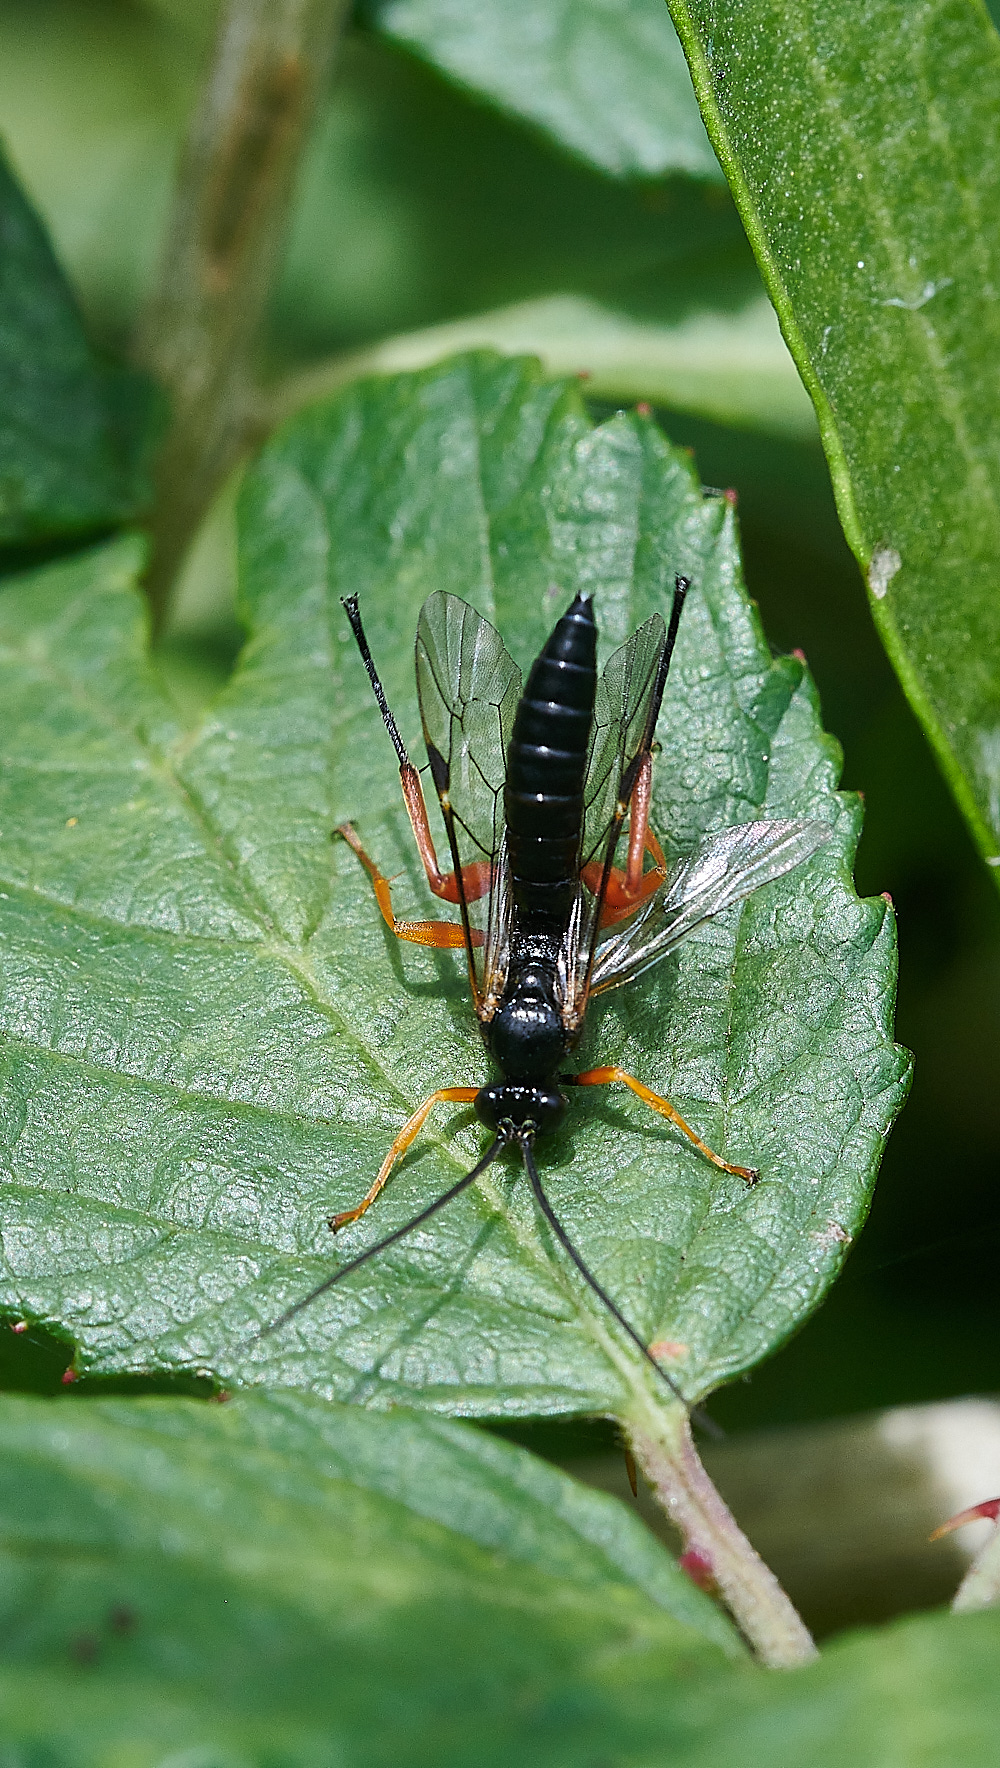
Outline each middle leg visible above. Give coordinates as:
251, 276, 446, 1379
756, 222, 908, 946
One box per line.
338, 822, 484, 949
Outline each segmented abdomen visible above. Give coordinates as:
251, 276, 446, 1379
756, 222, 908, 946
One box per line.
504, 592, 597, 929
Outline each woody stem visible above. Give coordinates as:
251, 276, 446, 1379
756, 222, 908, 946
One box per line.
135, 0, 349, 634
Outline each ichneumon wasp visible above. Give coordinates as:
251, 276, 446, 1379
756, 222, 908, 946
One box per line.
262, 578, 831, 1413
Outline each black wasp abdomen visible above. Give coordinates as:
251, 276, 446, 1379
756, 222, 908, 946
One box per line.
504, 592, 597, 929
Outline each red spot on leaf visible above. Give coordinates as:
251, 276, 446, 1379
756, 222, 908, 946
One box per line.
648, 1340, 688, 1362
61, 1368, 78, 1385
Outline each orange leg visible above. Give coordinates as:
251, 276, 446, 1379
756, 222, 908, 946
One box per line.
571, 1066, 758, 1183
330, 1086, 479, 1230
338, 821, 485, 948
580, 754, 669, 928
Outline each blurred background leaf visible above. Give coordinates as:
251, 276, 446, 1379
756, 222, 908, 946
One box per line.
0, 1391, 738, 1767
0, 1389, 998, 1767
272, 290, 815, 438
0, 0, 804, 441
360, 0, 723, 180
0, 146, 154, 549
666, 0, 1000, 880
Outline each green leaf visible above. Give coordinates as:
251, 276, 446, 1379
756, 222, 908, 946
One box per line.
0, 147, 151, 545
273, 290, 818, 440
0, 1390, 738, 1766
703, 1605, 1000, 1767
2, 1388, 1000, 1766
665, 0, 1000, 872
0, 356, 907, 1422
362, 0, 722, 180
1, 9, 803, 444
278, 33, 749, 354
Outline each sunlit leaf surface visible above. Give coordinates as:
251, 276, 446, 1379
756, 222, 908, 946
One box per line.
0, 355, 907, 1421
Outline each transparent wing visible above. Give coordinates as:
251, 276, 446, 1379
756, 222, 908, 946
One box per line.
415, 591, 521, 1002
582, 613, 667, 867
555, 614, 667, 1024
590, 818, 834, 994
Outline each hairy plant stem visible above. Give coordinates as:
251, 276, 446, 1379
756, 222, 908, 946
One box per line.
626, 1397, 817, 1667
136, 0, 350, 635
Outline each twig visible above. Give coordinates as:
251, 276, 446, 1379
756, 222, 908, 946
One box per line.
626, 1400, 818, 1666
136, 0, 350, 635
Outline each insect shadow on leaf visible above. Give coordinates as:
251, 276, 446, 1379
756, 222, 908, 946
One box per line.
256, 580, 832, 1425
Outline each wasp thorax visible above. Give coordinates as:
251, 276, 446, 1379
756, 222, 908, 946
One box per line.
486, 966, 570, 1081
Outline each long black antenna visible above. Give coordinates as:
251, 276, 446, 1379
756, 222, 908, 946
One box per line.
616, 574, 689, 814
255, 1136, 505, 1342
341, 593, 410, 770
640, 573, 689, 760
520, 1136, 721, 1438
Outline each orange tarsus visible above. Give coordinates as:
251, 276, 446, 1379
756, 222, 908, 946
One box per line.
572, 1066, 758, 1183
330, 1086, 479, 1232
